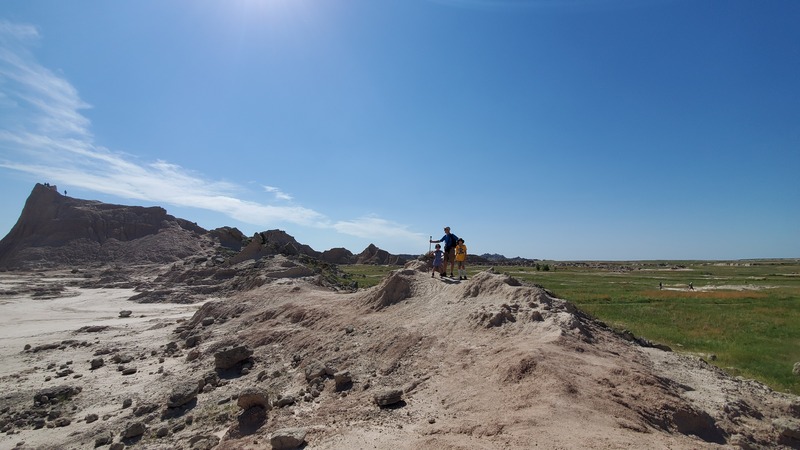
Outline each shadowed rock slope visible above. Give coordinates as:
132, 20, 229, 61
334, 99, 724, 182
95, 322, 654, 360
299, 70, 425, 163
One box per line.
0, 184, 208, 269
0, 185, 409, 271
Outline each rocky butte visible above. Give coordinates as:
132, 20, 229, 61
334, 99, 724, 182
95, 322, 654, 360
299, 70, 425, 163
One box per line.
0, 184, 409, 271
0, 184, 797, 449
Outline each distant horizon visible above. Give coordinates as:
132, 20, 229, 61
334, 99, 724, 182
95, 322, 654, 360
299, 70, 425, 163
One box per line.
2, 183, 797, 264
2, 2, 798, 261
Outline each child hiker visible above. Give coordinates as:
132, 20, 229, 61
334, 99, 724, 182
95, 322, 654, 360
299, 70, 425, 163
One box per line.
432, 244, 444, 278
455, 238, 468, 280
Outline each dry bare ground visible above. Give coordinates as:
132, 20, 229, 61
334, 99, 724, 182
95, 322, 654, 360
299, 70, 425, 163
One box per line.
1, 258, 798, 449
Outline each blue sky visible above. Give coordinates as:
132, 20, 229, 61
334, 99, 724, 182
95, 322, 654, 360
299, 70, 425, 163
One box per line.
1, 0, 798, 260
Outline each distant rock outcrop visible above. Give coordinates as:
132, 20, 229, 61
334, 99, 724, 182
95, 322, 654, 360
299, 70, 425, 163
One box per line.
475, 253, 538, 266
0, 184, 207, 269
0, 184, 413, 270
321, 247, 355, 265
228, 230, 322, 265
209, 226, 247, 251
356, 244, 406, 265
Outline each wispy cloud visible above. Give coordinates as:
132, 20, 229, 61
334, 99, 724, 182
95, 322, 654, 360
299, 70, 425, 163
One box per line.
334, 216, 424, 242
263, 185, 293, 201
0, 20, 419, 248
0, 21, 39, 41
0, 21, 91, 138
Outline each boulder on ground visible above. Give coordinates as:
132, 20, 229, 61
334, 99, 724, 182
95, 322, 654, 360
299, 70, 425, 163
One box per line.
304, 361, 327, 381
122, 421, 146, 439
270, 427, 307, 450
94, 430, 113, 447
214, 345, 253, 370
373, 389, 403, 407
237, 387, 271, 410
274, 395, 296, 407
167, 382, 199, 408
35, 385, 81, 404
334, 370, 352, 391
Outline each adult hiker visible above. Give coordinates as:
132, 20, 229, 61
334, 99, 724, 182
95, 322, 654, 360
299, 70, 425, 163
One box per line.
430, 226, 459, 277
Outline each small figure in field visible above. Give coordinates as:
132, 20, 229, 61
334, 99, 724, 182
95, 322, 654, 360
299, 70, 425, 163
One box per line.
430, 226, 458, 277
689, 282, 694, 291
455, 238, 468, 280
659, 282, 663, 290
431, 244, 444, 278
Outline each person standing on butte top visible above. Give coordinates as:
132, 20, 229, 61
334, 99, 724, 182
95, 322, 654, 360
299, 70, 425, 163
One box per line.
431, 244, 444, 278
454, 238, 468, 280
430, 227, 458, 277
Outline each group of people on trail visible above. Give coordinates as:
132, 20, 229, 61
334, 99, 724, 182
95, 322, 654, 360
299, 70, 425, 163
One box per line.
429, 226, 468, 280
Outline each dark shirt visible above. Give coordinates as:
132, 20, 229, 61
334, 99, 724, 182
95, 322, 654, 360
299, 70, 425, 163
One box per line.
438, 233, 459, 251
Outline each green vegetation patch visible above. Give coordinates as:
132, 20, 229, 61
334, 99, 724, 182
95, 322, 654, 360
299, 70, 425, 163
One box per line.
338, 264, 401, 289
504, 259, 800, 395
339, 259, 800, 394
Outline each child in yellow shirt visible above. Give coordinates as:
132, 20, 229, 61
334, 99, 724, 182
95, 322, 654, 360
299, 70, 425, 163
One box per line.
455, 238, 468, 280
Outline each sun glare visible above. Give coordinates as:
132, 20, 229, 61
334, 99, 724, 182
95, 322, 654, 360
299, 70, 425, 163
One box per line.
216, 0, 322, 32
233, 0, 299, 17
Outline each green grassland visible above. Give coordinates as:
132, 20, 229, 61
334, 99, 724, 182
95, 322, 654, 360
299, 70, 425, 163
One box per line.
340, 259, 800, 394
337, 264, 399, 289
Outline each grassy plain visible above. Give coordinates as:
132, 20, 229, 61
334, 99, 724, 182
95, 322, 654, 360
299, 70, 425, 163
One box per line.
340, 259, 800, 395
338, 264, 397, 289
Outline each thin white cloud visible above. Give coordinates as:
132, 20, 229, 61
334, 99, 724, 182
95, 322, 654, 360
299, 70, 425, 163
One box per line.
262, 185, 293, 201
0, 151, 328, 228
0, 20, 422, 249
0, 21, 39, 41
334, 216, 425, 242
0, 20, 324, 229
0, 21, 91, 138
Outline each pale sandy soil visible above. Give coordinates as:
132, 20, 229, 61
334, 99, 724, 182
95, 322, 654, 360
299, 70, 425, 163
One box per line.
0, 263, 798, 450
0, 274, 202, 359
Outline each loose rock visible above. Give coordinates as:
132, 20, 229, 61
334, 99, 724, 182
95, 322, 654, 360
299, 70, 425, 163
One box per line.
94, 430, 113, 447
270, 427, 307, 450
122, 421, 146, 439
274, 395, 296, 408
334, 370, 352, 391
168, 382, 199, 408
374, 389, 403, 407
214, 345, 253, 370
237, 387, 270, 410
35, 385, 81, 405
